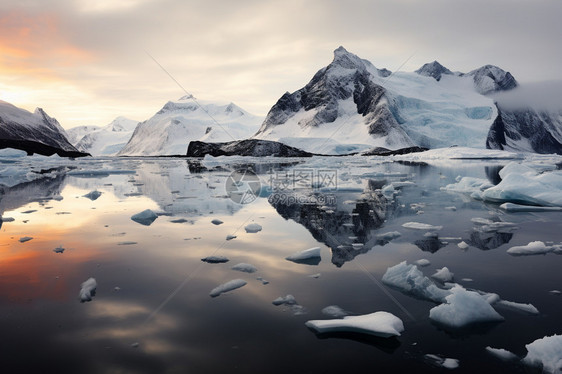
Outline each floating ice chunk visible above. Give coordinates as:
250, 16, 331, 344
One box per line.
272, 294, 297, 306
481, 162, 562, 207
201, 256, 229, 263
226, 235, 236, 240
429, 285, 504, 328
305, 311, 404, 338
170, 218, 188, 223
425, 354, 460, 369
19, 236, 33, 243
381, 184, 395, 198
286, 247, 321, 264
117, 241, 137, 245
244, 223, 262, 233
308, 273, 321, 279
209, 279, 247, 297
432, 267, 454, 283
445, 206, 457, 211
321, 305, 349, 318
523, 334, 562, 374
415, 259, 431, 267
507, 241, 554, 256
382, 261, 450, 303
83, 190, 102, 201
485, 346, 519, 361
131, 342, 139, 348
500, 203, 562, 212
550, 290, 561, 295
497, 300, 539, 315
231, 263, 257, 273
443, 177, 493, 194
376, 231, 402, 242
402, 222, 443, 231
1, 216, 15, 222
211, 219, 223, 225
256, 277, 269, 285
130, 209, 158, 226
457, 241, 469, 250
53, 246, 65, 253
79, 277, 97, 302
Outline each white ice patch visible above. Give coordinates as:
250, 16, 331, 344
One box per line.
497, 300, 539, 315
130, 209, 158, 226
415, 259, 431, 267
286, 247, 321, 261
321, 305, 349, 318
507, 241, 558, 256
272, 294, 297, 306
79, 277, 97, 302
429, 285, 504, 328
382, 261, 450, 303
305, 311, 404, 338
523, 334, 562, 374
457, 241, 469, 249
402, 222, 443, 231
209, 279, 247, 297
432, 267, 454, 283
424, 354, 460, 370
244, 223, 262, 233
500, 203, 562, 212
485, 346, 519, 361
231, 263, 258, 273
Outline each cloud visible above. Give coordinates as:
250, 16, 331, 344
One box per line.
491, 81, 562, 112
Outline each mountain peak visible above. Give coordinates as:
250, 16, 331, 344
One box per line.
415, 61, 453, 81
468, 65, 517, 94
331, 46, 367, 70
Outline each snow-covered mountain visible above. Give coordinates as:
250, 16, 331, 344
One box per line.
252, 47, 526, 154
67, 117, 139, 156
118, 96, 263, 156
0, 100, 87, 157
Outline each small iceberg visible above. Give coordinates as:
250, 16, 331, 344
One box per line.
402, 222, 443, 231
424, 354, 460, 369
83, 190, 102, 201
211, 219, 223, 225
19, 236, 33, 243
305, 311, 404, 338
286, 247, 321, 265
201, 256, 229, 264
79, 277, 97, 302
231, 263, 257, 273
244, 223, 262, 233
485, 346, 519, 361
321, 305, 349, 318
209, 279, 247, 297
429, 285, 504, 328
53, 246, 65, 253
432, 267, 454, 283
507, 241, 557, 256
131, 209, 158, 226
523, 334, 562, 374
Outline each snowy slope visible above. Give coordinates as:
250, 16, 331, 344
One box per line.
253, 47, 520, 154
0, 100, 86, 157
118, 96, 263, 156
67, 117, 139, 156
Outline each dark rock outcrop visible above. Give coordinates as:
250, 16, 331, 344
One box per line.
186, 139, 314, 157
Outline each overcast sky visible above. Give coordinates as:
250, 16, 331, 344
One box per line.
1, 0, 561, 129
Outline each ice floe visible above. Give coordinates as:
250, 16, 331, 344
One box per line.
376, 231, 402, 242
19, 236, 33, 243
211, 219, 223, 225
424, 354, 460, 369
507, 241, 561, 256
523, 334, 562, 374
226, 235, 237, 240
305, 311, 404, 338
79, 277, 97, 302
429, 285, 504, 328
500, 203, 562, 212
130, 209, 158, 226
201, 256, 229, 264
382, 261, 450, 303
485, 346, 518, 361
209, 279, 247, 297
231, 263, 257, 273
402, 222, 443, 231
244, 223, 262, 233
321, 305, 349, 318
53, 246, 65, 253
83, 190, 102, 201
432, 267, 454, 283
286, 247, 321, 263
272, 294, 297, 306
457, 241, 469, 250
415, 259, 431, 267
496, 300, 539, 315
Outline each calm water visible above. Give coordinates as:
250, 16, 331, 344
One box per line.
0, 156, 560, 373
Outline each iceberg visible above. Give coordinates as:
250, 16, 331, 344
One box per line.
130, 209, 158, 226
523, 334, 562, 374
209, 279, 247, 297
507, 241, 557, 256
79, 277, 97, 302
305, 311, 404, 338
286, 247, 321, 262
382, 261, 450, 303
432, 267, 454, 283
429, 285, 504, 328
244, 223, 262, 233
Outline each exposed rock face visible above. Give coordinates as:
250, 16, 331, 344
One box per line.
467, 65, 518, 95
486, 105, 562, 155
0, 100, 88, 157
415, 61, 454, 81
186, 139, 314, 157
